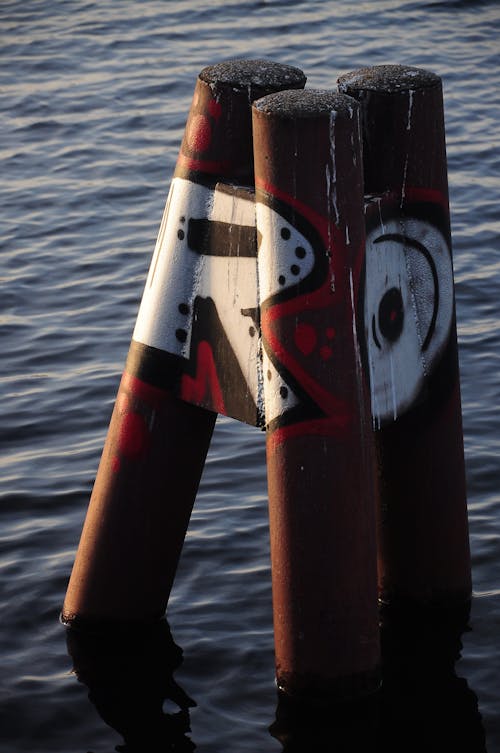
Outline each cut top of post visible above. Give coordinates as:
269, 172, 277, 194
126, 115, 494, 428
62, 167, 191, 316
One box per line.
252, 87, 363, 235
199, 59, 307, 97
338, 64, 440, 94
176, 59, 307, 185
253, 88, 359, 118
337, 64, 447, 197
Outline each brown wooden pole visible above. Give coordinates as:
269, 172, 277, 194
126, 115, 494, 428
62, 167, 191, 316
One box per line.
338, 65, 471, 613
62, 377, 216, 625
62, 60, 306, 627
252, 89, 380, 699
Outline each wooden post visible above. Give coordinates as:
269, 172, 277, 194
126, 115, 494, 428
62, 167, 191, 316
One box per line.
252, 89, 380, 699
62, 60, 306, 627
338, 65, 471, 613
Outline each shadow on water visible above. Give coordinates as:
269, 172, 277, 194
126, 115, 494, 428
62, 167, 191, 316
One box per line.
65, 605, 487, 752
270, 604, 487, 753
66, 617, 196, 752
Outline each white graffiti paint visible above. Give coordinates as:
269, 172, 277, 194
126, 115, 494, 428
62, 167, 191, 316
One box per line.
256, 201, 316, 303
132, 176, 261, 405
256, 199, 319, 425
261, 347, 300, 426
364, 216, 454, 426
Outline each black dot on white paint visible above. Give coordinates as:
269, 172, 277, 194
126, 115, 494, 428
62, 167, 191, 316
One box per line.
278, 275, 286, 285
281, 227, 291, 240
175, 328, 187, 343
178, 302, 190, 315
290, 264, 300, 276
295, 246, 306, 259
280, 386, 288, 399
249, 326, 256, 337
177, 229, 185, 240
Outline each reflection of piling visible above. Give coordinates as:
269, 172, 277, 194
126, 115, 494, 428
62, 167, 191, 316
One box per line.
270, 690, 379, 752
338, 65, 471, 611
271, 606, 486, 753
379, 605, 486, 753
252, 90, 380, 698
67, 618, 196, 750
62, 60, 306, 627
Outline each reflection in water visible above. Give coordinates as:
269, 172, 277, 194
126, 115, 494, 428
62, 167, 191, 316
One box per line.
270, 691, 380, 751
270, 603, 487, 753
65, 606, 487, 752
66, 617, 196, 752
379, 602, 486, 753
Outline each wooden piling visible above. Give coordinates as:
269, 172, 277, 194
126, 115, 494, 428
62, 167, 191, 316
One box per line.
62, 60, 306, 627
338, 65, 471, 613
252, 89, 380, 698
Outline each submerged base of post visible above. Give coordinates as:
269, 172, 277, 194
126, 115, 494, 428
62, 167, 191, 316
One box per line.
276, 666, 381, 704
270, 687, 380, 751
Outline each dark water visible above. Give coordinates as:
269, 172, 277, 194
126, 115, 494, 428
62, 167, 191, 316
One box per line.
1, 1, 500, 750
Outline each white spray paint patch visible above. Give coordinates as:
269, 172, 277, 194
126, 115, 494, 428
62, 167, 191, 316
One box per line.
133, 177, 261, 406
260, 346, 300, 427
364, 215, 454, 425
255, 202, 316, 303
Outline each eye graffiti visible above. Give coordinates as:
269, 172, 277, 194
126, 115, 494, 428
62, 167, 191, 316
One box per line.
363, 202, 454, 427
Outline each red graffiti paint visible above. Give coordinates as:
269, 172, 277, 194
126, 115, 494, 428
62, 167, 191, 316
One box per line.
207, 98, 222, 120
117, 411, 150, 459
181, 341, 226, 414
186, 114, 212, 153
108, 373, 170, 471
294, 322, 317, 356
254, 180, 365, 445
121, 372, 169, 410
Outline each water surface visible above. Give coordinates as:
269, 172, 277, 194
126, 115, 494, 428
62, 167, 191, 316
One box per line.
1, 1, 500, 750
